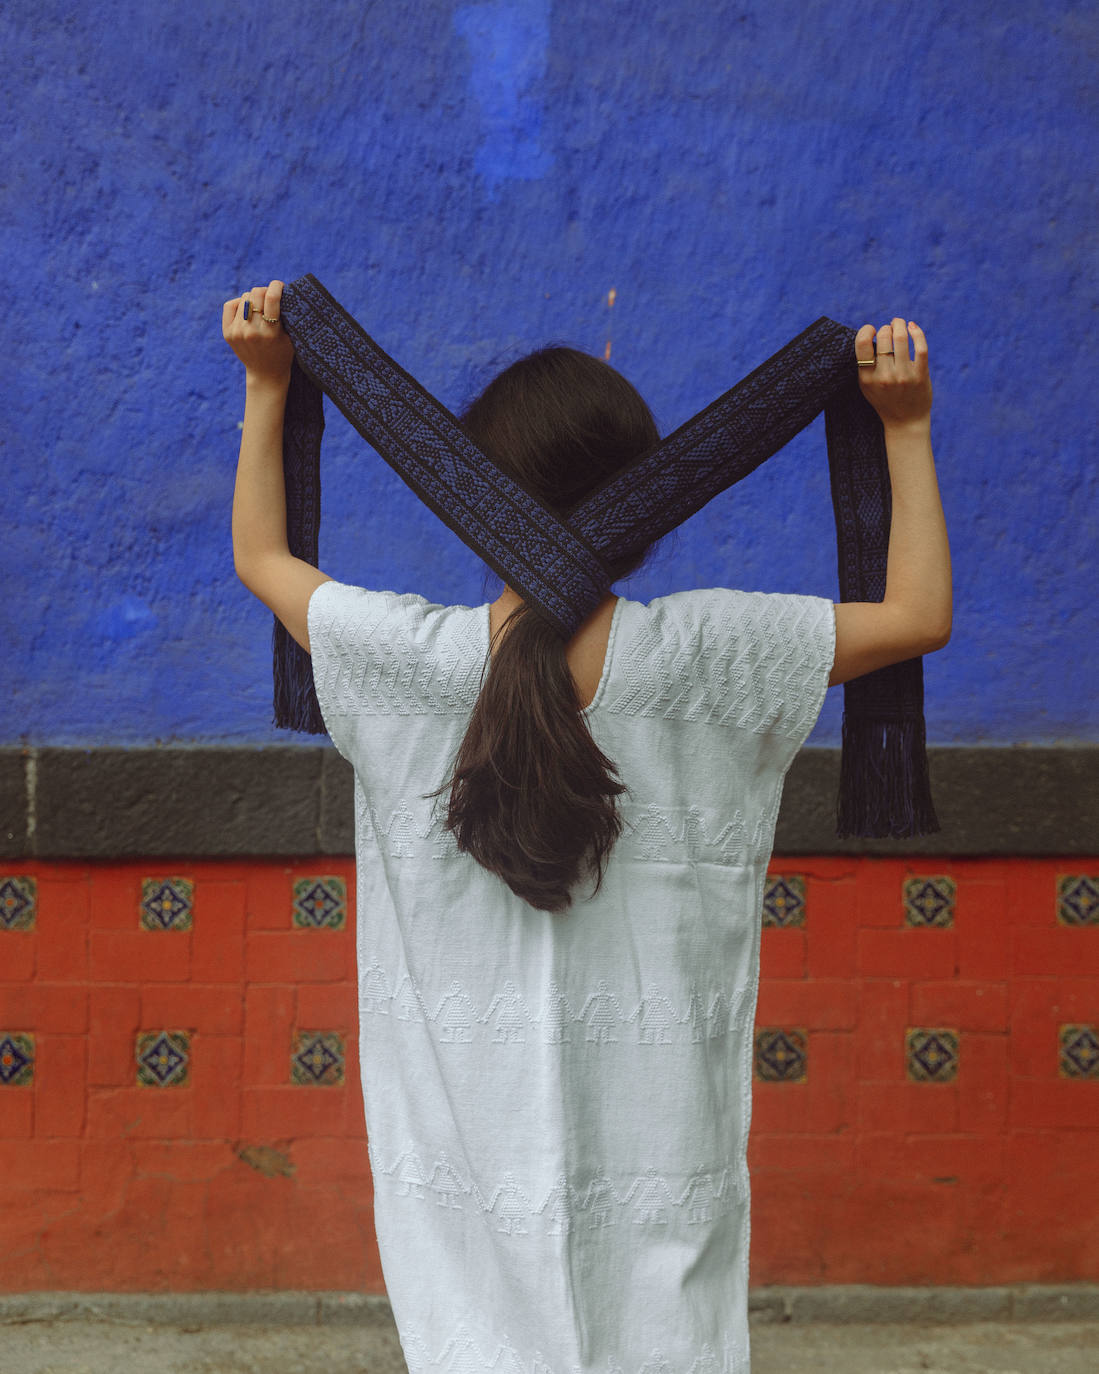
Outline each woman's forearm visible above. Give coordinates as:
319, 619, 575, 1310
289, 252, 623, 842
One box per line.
881, 418, 952, 646
232, 374, 291, 580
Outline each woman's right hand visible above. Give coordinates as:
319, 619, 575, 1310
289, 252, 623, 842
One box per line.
856, 317, 932, 430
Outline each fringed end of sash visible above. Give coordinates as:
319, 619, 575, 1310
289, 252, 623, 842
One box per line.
836, 713, 939, 838
272, 619, 327, 734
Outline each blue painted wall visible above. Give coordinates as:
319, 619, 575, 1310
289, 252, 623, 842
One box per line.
5, 0, 1096, 745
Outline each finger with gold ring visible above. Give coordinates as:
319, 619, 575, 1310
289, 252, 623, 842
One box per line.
261, 314, 280, 325
856, 358, 876, 368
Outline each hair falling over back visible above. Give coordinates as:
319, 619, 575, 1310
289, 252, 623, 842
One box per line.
426, 347, 660, 913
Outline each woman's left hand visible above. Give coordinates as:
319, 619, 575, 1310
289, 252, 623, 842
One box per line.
222, 279, 295, 388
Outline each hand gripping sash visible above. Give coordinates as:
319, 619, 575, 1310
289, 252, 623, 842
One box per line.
274, 273, 938, 839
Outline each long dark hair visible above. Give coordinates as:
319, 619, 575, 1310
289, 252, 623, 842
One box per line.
426, 346, 661, 913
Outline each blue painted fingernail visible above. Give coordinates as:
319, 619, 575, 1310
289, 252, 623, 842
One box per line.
242, 300, 251, 320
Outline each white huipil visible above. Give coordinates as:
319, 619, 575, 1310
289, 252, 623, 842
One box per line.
307, 580, 835, 1374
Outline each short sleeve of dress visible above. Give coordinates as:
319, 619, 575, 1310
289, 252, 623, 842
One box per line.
306, 579, 402, 762
692, 587, 836, 776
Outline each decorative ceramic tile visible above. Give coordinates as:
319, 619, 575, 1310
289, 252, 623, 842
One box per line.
903, 875, 956, 928
140, 878, 193, 932
906, 1028, 959, 1083
136, 1031, 190, 1087
1059, 1024, 1099, 1079
754, 1028, 808, 1083
1057, 875, 1099, 927
762, 875, 806, 928
292, 876, 347, 930
0, 1033, 34, 1087
0, 876, 36, 931
291, 1031, 345, 1086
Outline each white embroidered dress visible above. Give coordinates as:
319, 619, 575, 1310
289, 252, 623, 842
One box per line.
307, 581, 835, 1374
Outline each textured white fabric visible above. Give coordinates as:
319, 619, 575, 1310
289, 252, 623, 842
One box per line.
308, 580, 835, 1374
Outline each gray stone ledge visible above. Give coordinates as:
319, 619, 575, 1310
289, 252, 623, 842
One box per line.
0, 745, 1094, 860
1, 1287, 1097, 1328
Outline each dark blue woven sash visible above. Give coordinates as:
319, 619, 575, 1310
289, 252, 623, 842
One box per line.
273, 273, 938, 838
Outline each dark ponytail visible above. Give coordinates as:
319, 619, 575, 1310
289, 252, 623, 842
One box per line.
426, 347, 660, 913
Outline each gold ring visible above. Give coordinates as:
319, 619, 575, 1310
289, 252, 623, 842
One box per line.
261, 315, 280, 325
856, 359, 876, 368
878, 350, 894, 356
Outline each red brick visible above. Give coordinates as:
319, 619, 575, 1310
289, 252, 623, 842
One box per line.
79, 1138, 135, 1213
296, 982, 357, 1028
192, 1036, 243, 1139
243, 986, 296, 1085
89, 868, 143, 930
759, 929, 806, 980
1009, 1078, 1099, 1131
246, 930, 352, 983
756, 979, 855, 1030
0, 1139, 81, 1195
245, 865, 297, 930
855, 1131, 1006, 1186
1012, 927, 1099, 978
132, 1139, 234, 1181
747, 1131, 856, 1175
291, 1136, 373, 1186
1004, 862, 1062, 927
957, 1032, 1009, 1133
36, 878, 90, 981
0, 933, 35, 982
804, 873, 859, 978
191, 880, 247, 983
857, 1080, 959, 1134
34, 1035, 88, 1137
856, 857, 912, 927
88, 987, 143, 1086
0, 1090, 35, 1138
86, 1086, 193, 1140
141, 984, 243, 1036
855, 980, 909, 1079
0, 984, 88, 1033
957, 880, 1011, 979
910, 980, 1008, 1031
857, 928, 957, 979
89, 930, 191, 983
240, 1085, 352, 1139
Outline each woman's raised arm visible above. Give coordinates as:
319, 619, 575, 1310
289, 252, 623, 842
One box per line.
829, 317, 952, 686
223, 279, 330, 652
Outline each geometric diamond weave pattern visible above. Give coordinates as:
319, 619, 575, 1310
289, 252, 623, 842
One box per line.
0, 876, 36, 931
292, 876, 347, 930
762, 875, 806, 928
903, 875, 956, 927
1057, 875, 1099, 927
136, 1031, 190, 1087
140, 878, 193, 931
906, 1028, 959, 1082
1059, 1024, 1099, 1079
291, 1031, 345, 1086
0, 1033, 34, 1086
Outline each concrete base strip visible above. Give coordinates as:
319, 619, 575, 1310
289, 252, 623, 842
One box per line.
1, 1287, 1098, 1328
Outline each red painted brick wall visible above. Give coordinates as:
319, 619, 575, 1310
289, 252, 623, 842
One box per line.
0, 858, 1096, 1292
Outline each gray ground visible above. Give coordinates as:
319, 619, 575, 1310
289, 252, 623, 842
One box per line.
1, 1318, 1098, 1374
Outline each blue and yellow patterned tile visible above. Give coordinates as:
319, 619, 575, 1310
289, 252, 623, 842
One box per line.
906, 1028, 960, 1082
291, 1031, 345, 1086
903, 875, 956, 928
140, 878, 193, 932
0, 876, 36, 931
762, 875, 806, 928
136, 1030, 190, 1087
754, 1027, 807, 1083
1057, 875, 1099, 927
292, 877, 347, 930
1059, 1024, 1099, 1079
0, 1033, 34, 1087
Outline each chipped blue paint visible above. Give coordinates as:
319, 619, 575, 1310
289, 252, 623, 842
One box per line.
2, 0, 1096, 746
